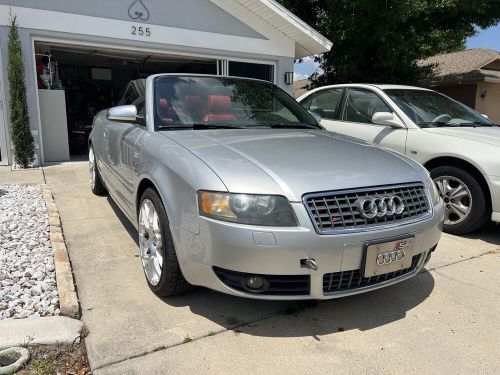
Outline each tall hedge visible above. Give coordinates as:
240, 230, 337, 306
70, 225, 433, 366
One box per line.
8, 16, 35, 168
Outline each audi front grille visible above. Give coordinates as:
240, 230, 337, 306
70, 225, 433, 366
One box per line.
323, 254, 422, 294
303, 183, 431, 234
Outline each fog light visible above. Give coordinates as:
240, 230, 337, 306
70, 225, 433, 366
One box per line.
245, 276, 265, 290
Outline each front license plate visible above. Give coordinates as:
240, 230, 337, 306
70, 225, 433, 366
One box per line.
364, 237, 415, 278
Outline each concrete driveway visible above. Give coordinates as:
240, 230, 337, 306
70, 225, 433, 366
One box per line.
40, 162, 499, 375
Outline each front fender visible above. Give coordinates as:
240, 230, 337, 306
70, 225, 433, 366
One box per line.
134, 132, 227, 235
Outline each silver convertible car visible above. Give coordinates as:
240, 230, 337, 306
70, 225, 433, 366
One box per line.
89, 74, 444, 299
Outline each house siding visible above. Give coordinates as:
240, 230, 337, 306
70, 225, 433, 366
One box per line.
432, 84, 477, 109
475, 82, 500, 124
0, 0, 265, 39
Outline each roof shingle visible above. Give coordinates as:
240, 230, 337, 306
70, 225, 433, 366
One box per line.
420, 48, 500, 84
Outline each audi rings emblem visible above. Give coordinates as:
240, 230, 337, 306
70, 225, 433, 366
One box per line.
376, 249, 406, 265
358, 196, 405, 219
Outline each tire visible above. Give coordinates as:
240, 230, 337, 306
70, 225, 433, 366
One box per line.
89, 145, 107, 196
138, 188, 192, 297
431, 165, 490, 234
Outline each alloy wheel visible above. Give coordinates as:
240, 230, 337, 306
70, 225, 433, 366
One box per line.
139, 199, 163, 286
89, 147, 96, 190
434, 176, 472, 225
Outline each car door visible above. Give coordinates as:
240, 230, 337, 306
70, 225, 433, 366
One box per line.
102, 85, 145, 215
312, 87, 408, 154
300, 87, 344, 127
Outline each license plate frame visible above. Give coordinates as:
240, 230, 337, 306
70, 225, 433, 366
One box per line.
363, 236, 415, 278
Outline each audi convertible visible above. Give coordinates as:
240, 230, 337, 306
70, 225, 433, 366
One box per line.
88, 74, 444, 299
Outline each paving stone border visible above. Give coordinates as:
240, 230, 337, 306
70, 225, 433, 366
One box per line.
41, 185, 79, 318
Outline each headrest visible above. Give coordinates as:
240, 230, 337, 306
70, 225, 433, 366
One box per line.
158, 98, 169, 117
207, 95, 231, 113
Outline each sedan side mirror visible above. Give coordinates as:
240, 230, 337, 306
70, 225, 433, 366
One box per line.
481, 114, 489, 119
107, 105, 142, 124
371, 112, 405, 128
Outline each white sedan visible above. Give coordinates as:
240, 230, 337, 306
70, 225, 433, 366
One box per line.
298, 84, 500, 234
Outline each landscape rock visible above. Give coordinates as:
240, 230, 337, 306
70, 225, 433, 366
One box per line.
0, 185, 59, 320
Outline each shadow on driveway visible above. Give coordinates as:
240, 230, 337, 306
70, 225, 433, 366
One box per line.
161, 270, 434, 337
460, 221, 500, 246
106, 193, 435, 337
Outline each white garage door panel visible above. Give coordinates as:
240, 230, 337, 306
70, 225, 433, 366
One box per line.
39, 89, 70, 162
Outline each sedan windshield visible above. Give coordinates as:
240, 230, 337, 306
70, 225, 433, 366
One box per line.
154, 76, 319, 130
384, 89, 496, 127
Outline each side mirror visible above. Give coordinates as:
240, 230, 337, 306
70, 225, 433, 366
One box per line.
481, 114, 489, 119
371, 112, 405, 128
107, 105, 141, 124
309, 110, 322, 123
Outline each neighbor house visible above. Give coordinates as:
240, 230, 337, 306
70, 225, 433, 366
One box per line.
0, 0, 332, 165
420, 48, 500, 123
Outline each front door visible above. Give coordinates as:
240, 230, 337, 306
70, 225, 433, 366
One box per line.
320, 88, 408, 154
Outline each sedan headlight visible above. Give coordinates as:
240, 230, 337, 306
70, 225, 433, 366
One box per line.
198, 191, 298, 226
425, 174, 441, 205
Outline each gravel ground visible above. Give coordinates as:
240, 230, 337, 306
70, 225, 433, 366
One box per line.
0, 185, 59, 320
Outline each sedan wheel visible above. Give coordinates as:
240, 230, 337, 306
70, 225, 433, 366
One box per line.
434, 176, 472, 225
430, 165, 490, 234
139, 199, 163, 286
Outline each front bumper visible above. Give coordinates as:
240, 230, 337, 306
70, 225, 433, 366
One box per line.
172, 200, 444, 300
486, 175, 500, 223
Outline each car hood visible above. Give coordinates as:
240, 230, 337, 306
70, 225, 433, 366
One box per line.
423, 126, 500, 147
162, 129, 424, 201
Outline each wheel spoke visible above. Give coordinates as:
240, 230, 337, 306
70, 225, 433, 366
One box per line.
138, 198, 164, 287
450, 185, 466, 199
434, 175, 472, 225
450, 202, 468, 216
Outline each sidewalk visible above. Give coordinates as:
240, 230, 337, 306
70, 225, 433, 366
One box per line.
0, 165, 45, 185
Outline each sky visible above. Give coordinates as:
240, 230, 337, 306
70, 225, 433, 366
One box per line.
294, 24, 500, 80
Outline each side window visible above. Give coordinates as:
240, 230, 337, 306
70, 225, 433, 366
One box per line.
121, 86, 139, 105
342, 88, 391, 124
302, 89, 343, 120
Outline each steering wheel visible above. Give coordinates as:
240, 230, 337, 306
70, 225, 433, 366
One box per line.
432, 114, 451, 123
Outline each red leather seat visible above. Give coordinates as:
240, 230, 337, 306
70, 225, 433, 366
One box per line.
158, 98, 174, 122
202, 95, 235, 122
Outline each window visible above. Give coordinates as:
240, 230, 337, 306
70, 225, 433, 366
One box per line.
301, 89, 343, 120
120, 85, 139, 105
342, 88, 392, 124
384, 89, 495, 127
228, 61, 274, 83
153, 76, 319, 129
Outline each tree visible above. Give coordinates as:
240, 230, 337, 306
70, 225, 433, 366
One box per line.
278, 0, 500, 87
8, 15, 35, 168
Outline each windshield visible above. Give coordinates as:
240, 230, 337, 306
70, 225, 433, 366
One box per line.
154, 76, 319, 129
384, 89, 495, 127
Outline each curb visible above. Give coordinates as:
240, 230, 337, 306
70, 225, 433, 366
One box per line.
41, 185, 80, 319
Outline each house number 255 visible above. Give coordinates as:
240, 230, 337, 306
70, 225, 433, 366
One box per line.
131, 26, 151, 37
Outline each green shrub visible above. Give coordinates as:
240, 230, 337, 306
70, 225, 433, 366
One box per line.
8, 15, 35, 168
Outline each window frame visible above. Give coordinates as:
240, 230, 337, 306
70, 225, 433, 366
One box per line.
339, 87, 399, 125
301, 88, 345, 120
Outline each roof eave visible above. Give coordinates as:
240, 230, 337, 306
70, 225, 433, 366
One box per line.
234, 0, 332, 58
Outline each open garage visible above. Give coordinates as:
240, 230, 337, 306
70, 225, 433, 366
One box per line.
0, 0, 332, 165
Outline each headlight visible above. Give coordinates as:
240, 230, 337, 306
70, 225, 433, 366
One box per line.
198, 191, 298, 226
425, 174, 440, 205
